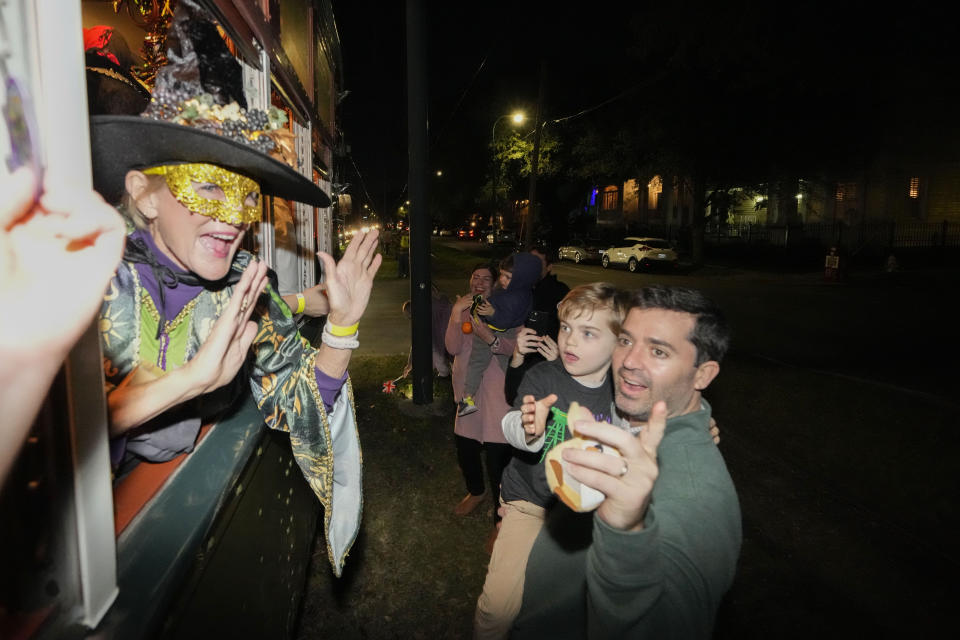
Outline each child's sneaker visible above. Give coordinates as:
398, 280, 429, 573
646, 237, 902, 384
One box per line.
457, 396, 479, 416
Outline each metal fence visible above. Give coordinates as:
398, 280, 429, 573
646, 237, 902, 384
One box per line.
620, 220, 960, 255
718, 220, 960, 252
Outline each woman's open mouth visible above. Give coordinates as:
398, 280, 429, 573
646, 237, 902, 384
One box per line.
200, 232, 237, 258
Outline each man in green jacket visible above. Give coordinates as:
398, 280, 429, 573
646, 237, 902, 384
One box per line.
512, 285, 741, 639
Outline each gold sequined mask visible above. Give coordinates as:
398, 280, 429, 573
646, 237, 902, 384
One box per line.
143, 163, 262, 224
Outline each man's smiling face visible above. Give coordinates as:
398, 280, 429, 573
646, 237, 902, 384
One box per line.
612, 307, 711, 421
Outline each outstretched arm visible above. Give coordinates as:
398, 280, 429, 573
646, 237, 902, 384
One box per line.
563, 404, 739, 637
1, 169, 125, 481
281, 282, 330, 317
314, 229, 382, 379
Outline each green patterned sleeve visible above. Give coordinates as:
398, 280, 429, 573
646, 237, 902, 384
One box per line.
246, 281, 362, 576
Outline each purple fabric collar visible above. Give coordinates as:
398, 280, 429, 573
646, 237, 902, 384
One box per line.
130, 229, 206, 323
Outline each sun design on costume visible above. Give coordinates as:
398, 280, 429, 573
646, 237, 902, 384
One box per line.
99, 301, 129, 350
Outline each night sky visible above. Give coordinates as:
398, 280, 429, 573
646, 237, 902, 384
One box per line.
330, 1, 630, 219
330, 1, 960, 225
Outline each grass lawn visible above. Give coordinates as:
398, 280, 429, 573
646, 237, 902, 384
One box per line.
376, 239, 518, 281
296, 355, 494, 639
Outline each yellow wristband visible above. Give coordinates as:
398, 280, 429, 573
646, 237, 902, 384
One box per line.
295, 293, 306, 315
328, 321, 359, 336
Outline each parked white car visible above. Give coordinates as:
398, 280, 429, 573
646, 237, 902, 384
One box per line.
601, 237, 678, 272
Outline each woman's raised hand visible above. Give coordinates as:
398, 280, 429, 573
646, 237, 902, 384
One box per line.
452, 294, 473, 315
317, 229, 382, 327
185, 258, 268, 393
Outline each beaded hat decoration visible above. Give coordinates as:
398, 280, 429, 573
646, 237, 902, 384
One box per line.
140, 0, 285, 156
89, 0, 330, 208
143, 163, 262, 224
144, 94, 285, 156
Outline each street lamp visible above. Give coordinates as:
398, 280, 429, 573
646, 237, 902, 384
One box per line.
490, 111, 526, 226
492, 111, 526, 140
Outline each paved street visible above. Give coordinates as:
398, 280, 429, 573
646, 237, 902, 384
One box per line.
365, 239, 956, 401
357, 239, 958, 637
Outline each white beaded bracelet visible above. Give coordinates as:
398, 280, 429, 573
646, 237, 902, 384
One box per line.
321, 322, 359, 349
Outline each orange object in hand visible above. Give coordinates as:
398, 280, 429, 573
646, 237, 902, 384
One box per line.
462, 321, 473, 334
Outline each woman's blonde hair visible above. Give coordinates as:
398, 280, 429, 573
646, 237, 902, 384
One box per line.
557, 282, 624, 334
117, 172, 167, 230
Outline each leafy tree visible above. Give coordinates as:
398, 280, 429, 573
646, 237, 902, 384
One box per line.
481, 128, 561, 227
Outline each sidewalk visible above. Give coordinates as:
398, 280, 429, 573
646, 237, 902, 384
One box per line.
356, 272, 467, 357
695, 261, 960, 287
355, 276, 411, 357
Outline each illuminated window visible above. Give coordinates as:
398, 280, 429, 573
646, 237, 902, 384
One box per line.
835, 182, 857, 202
909, 177, 920, 199
648, 176, 663, 210
602, 186, 619, 211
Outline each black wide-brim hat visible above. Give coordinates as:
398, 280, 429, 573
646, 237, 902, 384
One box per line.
90, 115, 331, 208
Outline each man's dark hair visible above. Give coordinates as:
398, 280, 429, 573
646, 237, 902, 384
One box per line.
526, 244, 554, 265
620, 285, 730, 365
499, 254, 515, 273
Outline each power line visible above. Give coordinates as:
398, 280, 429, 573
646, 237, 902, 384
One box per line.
549, 86, 637, 125
431, 48, 492, 147
347, 154, 378, 214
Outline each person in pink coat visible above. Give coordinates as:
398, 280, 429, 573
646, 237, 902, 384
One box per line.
445, 262, 517, 551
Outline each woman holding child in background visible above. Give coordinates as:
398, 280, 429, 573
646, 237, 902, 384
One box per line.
445, 262, 517, 552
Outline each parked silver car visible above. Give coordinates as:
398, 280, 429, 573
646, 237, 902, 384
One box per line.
601, 237, 678, 272
557, 237, 605, 264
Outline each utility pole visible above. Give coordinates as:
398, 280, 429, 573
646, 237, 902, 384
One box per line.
490, 156, 497, 226
406, 0, 432, 404
523, 59, 546, 249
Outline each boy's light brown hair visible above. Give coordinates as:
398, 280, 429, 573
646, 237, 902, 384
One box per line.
557, 282, 624, 334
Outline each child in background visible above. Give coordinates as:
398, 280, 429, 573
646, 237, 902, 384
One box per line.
473, 283, 623, 640
457, 252, 543, 417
